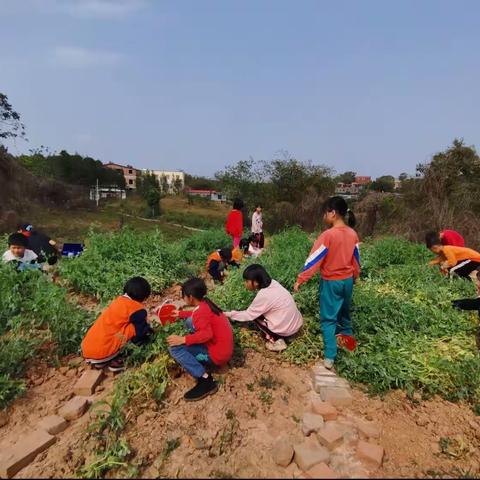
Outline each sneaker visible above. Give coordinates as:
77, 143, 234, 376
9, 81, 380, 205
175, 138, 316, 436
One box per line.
184, 374, 218, 401
92, 362, 109, 370
265, 338, 288, 352
324, 358, 335, 370
108, 358, 126, 372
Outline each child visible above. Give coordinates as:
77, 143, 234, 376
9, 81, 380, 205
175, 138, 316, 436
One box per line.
2, 233, 41, 271
294, 196, 360, 370
239, 236, 262, 258
81, 277, 153, 372
206, 247, 240, 283
167, 278, 233, 401
251, 205, 264, 249
426, 232, 480, 284
225, 198, 244, 248
225, 264, 303, 352
17, 223, 59, 264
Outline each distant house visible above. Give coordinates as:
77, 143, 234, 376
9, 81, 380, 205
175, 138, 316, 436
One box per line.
335, 182, 361, 196
90, 185, 126, 201
150, 170, 185, 194
104, 162, 140, 190
187, 189, 227, 203
354, 175, 371, 185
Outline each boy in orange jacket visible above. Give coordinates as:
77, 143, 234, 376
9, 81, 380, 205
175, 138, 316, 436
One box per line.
426, 233, 480, 293
81, 277, 153, 372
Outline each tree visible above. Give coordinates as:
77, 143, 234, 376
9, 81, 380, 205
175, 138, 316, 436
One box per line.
160, 174, 170, 194
399, 172, 409, 182
265, 152, 334, 204
371, 175, 395, 193
173, 177, 184, 194
145, 188, 161, 217
184, 173, 220, 191
336, 171, 356, 184
0, 93, 26, 142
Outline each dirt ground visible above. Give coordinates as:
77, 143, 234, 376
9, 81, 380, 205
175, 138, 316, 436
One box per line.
2, 343, 480, 479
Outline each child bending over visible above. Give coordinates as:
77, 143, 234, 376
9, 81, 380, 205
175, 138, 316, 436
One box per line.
81, 277, 153, 372
225, 264, 303, 352
426, 232, 480, 290
167, 278, 233, 401
206, 247, 241, 283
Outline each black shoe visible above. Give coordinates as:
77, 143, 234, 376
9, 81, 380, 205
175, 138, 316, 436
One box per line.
184, 374, 218, 401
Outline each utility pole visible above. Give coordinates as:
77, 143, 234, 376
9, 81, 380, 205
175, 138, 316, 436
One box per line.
96, 178, 99, 207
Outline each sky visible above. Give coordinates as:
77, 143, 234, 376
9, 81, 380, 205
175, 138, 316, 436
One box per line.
2, 0, 480, 178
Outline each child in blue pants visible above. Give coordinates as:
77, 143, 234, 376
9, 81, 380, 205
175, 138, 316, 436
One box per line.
294, 196, 360, 369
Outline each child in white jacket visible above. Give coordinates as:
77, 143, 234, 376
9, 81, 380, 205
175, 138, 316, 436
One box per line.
224, 264, 303, 352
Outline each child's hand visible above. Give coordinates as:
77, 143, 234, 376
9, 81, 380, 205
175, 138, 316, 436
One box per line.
167, 335, 186, 347
293, 281, 301, 292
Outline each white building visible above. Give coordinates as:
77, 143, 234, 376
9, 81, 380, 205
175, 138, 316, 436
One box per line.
148, 170, 185, 194
90, 186, 126, 201
186, 189, 227, 202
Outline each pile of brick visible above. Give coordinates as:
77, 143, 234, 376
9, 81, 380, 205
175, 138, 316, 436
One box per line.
0, 368, 105, 478
273, 364, 385, 478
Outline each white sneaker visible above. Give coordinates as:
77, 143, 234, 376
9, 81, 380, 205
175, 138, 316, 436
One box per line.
324, 359, 335, 370
265, 338, 288, 352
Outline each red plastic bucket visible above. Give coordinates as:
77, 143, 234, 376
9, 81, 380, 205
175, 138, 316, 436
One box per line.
156, 302, 177, 326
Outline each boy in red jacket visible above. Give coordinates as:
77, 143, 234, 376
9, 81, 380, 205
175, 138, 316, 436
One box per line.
225, 198, 244, 248
167, 278, 234, 401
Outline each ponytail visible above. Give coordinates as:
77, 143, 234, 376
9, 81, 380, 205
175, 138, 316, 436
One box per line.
346, 208, 356, 228
323, 196, 356, 228
203, 297, 223, 316
181, 277, 223, 316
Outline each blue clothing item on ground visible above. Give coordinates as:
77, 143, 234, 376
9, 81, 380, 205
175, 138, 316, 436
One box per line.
319, 277, 354, 361
169, 317, 212, 378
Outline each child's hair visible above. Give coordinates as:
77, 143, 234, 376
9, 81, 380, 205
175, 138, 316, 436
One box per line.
243, 264, 272, 289
255, 204, 262, 209
181, 277, 223, 315
425, 231, 442, 249
233, 198, 244, 210
219, 248, 233, 262
239, 237, 250, 253
124, 276, 151, 302
323, 196, 356, 228
8, 233, 28, 248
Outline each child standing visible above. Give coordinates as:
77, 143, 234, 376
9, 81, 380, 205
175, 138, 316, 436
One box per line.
167, 278, 233, 401
294, 196, 360, 370
226, 198, 244, 248
2, 233, 41, 271
251, 205, 264, 249
81, 277, 153, 372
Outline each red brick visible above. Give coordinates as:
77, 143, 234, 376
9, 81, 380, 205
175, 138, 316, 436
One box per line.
304, 462, 340, 479
356, 440, 384, 468
355, 419, 380, 439
311, 399, 338, 421
0, 430, 55, 478
74, 369, 104, 396
316, 426, 344, 450
37, 415, 68, 435
293, 443, 330, 471
58, 396, 89, 421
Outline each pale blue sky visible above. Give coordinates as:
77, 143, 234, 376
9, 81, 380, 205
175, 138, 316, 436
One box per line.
2, 0, 480, 177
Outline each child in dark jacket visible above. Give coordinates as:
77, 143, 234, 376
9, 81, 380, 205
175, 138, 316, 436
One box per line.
206, 247, 240, 283
167, 278, 234, 401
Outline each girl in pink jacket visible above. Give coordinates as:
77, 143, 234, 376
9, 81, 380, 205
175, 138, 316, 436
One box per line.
225, 264, 303, 352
